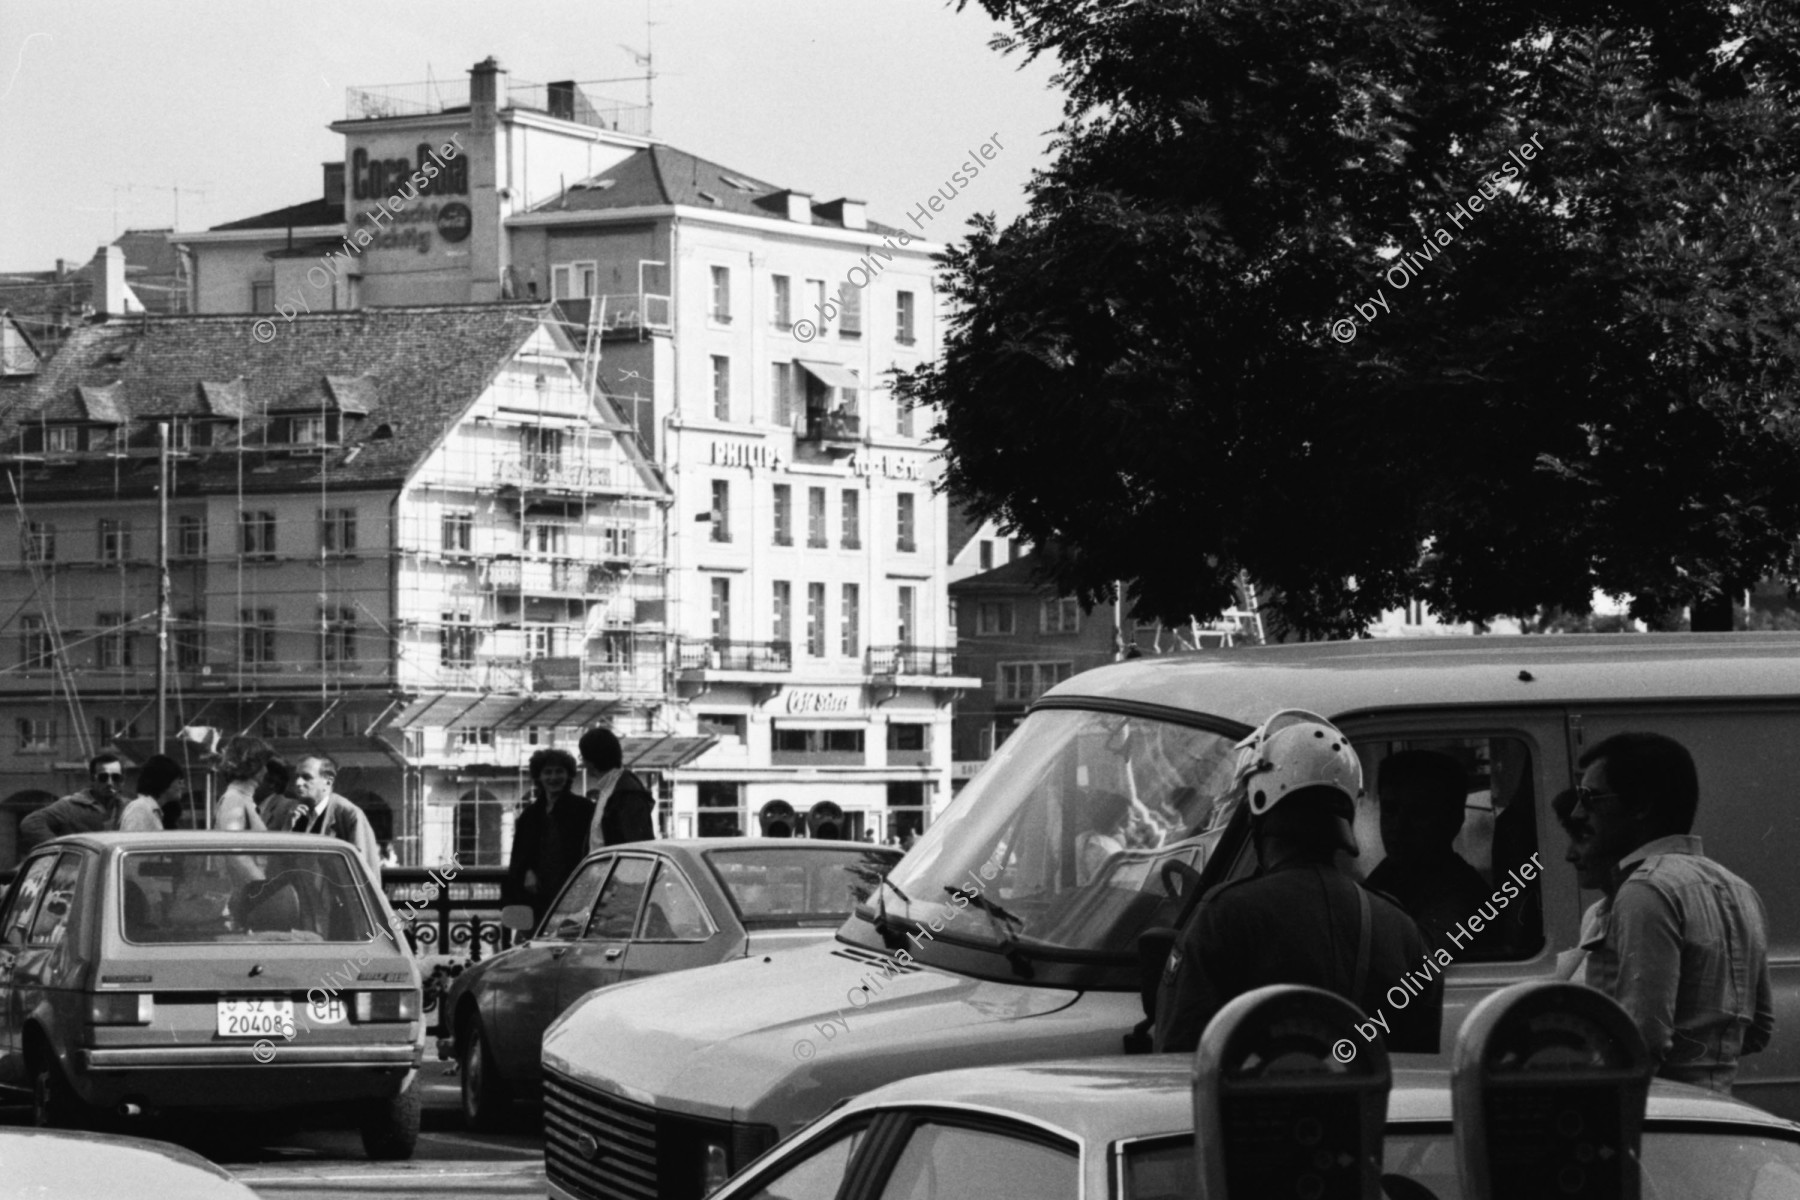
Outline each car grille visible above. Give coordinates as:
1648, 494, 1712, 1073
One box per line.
544, 1067, 779, 1200
544, 1071, 658, 1200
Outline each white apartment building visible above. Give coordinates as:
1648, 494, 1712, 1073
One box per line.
171, 56, 975, 841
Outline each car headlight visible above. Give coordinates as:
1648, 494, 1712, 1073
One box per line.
352, 989, 419, 1022
88, 992, 154, 1025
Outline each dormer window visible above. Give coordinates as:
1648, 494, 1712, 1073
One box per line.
171, 419, 214, 450
45, 426, 81, 454
292, 415, 327, 445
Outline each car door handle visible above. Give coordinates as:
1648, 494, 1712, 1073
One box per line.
604, 948, 622, 960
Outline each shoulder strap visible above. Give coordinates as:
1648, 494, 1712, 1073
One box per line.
1352, 883, 1372, 1002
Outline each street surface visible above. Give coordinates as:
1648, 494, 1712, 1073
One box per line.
0, 1062, 546, 1199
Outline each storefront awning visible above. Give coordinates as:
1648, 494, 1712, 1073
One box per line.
391, 692, 630, 733
622, 734, 717, 770
795, 359, 862, 390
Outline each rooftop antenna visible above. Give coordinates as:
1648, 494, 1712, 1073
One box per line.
620, 0, 658, 136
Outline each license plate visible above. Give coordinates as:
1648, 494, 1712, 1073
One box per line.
307, 995, 345, 1025
217, 998, 295, 1039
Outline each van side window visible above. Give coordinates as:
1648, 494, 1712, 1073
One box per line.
1359, 736, 1542, 962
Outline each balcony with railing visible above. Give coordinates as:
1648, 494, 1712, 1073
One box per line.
865, 645, 961, 677
484, 557, 621, 598
800, 409, 861, 450
345, 77, 651, 137
677, 638, 792, 674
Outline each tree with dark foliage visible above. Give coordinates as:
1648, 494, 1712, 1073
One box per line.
900, 0, 1800, 635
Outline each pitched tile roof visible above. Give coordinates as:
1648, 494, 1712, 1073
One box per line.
0, 304, 628, 500
947, 498, 987, 563
211, 196, 345, 232
947, 550, 1054, 594
527, 144, 910, 237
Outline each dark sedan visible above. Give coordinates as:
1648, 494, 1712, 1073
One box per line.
441, 837, 899, 1129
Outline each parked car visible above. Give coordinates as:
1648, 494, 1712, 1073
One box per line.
666, 1058, 1800, 1200
0, 832, 425, 1158
542, 633, 1800, 1199
0, 1126, 261, 1199
444, 837, 900, 1129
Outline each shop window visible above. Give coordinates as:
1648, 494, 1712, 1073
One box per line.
698, 780, 743, 838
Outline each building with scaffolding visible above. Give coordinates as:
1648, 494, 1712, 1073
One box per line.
0, 302, 672, 870
169, 55, 977, 843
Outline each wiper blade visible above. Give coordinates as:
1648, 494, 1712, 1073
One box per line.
946, 885, 1034, 980
870, 875, 912, 950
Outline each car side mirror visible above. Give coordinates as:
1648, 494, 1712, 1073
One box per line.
500, 905, 537, 935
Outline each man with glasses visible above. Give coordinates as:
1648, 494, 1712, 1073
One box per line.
1571, 732, 1774, 1093
20, 752, 127, 851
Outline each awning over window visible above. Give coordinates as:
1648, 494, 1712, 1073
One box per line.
391, 694, 626, 732
795, 359, 862, 391
621, 734, 718, 770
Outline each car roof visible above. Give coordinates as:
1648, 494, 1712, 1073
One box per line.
48, 831, 365, 854
1044, 633, 1800, 728
607, 837, 903, 858
839, 1058, 1800, 1146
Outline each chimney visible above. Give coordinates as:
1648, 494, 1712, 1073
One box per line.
90, 245, 130, 316
322, 162, 346, 210
470, 56, 504, 132
55, 258, 67, 280
780, 190, 814, 225
818, 198, 866, 231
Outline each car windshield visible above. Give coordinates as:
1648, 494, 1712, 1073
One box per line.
121, 849, 382, 944
708, 848, 898, 926
1121, 1127, 1800, 1199
878, 708, 1243, 960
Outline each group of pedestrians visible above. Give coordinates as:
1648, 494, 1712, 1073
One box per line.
16, 726, 656, 920
1154, 710, 1773, 1096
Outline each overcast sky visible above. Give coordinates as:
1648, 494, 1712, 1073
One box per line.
0, 0, 1065, 272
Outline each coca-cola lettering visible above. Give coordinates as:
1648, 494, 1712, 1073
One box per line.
351, 141, 468, 201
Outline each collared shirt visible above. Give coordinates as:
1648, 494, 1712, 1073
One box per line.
118, 795, 165, 833
1582, 834, 1774, 1093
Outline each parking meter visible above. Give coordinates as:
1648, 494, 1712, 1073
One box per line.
806, 800, 843, 839
1452, 980, 1653, 1200
757, 800, 796, 838
1193, 984, 1390, 1200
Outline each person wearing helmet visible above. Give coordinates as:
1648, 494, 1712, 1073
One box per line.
1151, 710, 1442, 1055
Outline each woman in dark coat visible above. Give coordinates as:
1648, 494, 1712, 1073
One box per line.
505, 748, 595, 918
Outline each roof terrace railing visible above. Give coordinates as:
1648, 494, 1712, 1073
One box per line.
345, 78, 651, 137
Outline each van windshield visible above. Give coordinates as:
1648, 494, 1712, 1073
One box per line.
878, 708, 1244, 962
